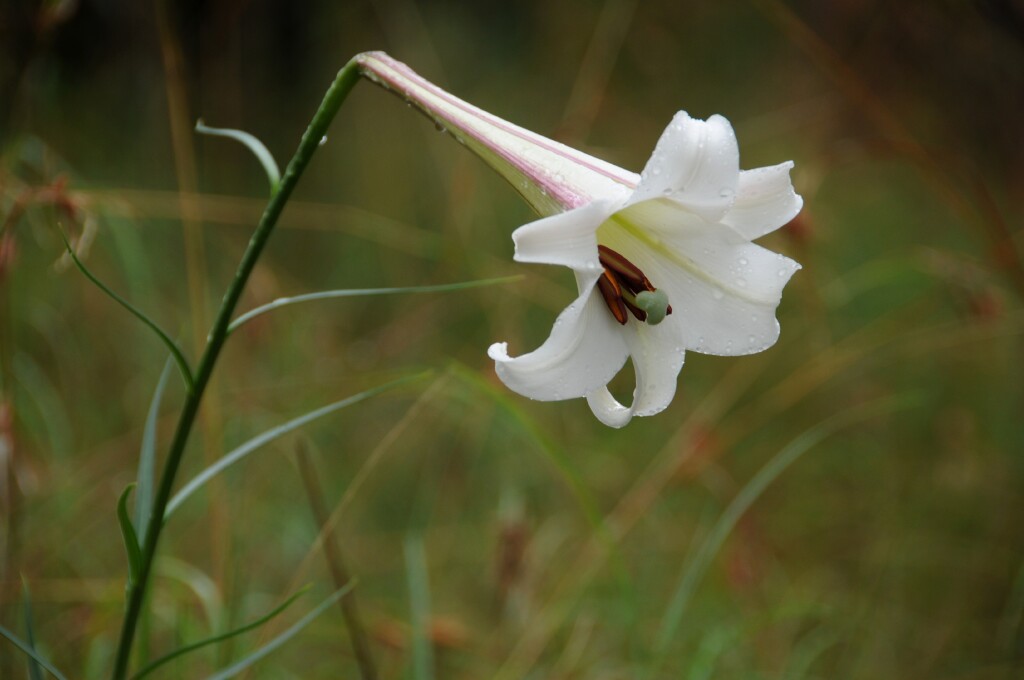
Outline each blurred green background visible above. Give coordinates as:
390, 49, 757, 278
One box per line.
2, 0, 1023, 677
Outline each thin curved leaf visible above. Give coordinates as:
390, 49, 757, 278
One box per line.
12, 353, 73, 458
135, 358, 173, 542
205, 584, 354, 680
0, 625, 68, 680
21, 579, 43, 680
999, 557, 1024, 657
228, 276, 521, 334
646, 392, 921, 677
132, 586, 311, 679
58, 229, 194, 391
117, 484, 142, 585
165, 372, 430, 517
404, 535, 434, 680
195, 120, 281, 194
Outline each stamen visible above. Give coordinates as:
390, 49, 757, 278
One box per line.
598, 245, 650, 293
596, 270, 628, 325
622, 297, 647, 322
596, 245, 674, 325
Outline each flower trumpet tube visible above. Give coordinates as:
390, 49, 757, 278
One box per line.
356, 52, 803, 427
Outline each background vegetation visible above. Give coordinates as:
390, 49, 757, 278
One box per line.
1, 0, 1022, 677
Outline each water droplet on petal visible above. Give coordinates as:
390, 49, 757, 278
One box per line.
735, 277, 747, 288
712, 289, 724, 300
739, 257, 748, 266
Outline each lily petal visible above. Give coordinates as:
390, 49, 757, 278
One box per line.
585, 319, 687, 427
630, 112, 739, 222
722, 162, 803, 240
603, 198, 800, 356
488, 276, 629, 402
356, 52, 637, 216
512, 200, 616, 272
585, 389, 633, 428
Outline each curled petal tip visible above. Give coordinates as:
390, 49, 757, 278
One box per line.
487, 341, 510, 361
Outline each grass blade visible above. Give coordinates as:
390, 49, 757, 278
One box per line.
782, 625, 839, 679
21, 579, 43, 680
117, 484, 142, 585
647, 393, 921, 676
205, 584, 354, 680
999, 557, 1024, 661
165, 372, 430, 517
448, 363, 636, 599
12, 353, 74, 458
136, 359, 173, 542
131, 586, 310, 679
404, 535, 434, 680
295, 443, 378, 679
195, 120, 281, 194
227, 276, 521, 334
58, 229, 194, 391
0, 625, 68, 680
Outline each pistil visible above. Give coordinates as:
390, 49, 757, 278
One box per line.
596, 246, 672, 326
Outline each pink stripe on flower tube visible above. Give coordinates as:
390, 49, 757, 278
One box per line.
355, 51, 638, 216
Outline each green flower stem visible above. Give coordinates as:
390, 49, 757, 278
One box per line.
110, 57, 362, 680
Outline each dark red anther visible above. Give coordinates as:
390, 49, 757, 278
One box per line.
598, 245, 652, 294
596, 245, 673, 323
596, 270, 628, 325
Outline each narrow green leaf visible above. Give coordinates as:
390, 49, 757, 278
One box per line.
205, 584, 354, 680
646, 393, 921, 677
195, 120, 281, 194
781, 626, 839, 680
21, 579, 43, 680
227, 276, 521, 334
58, 228, 194, 392
165, 372, 430, 517
131, 586, 311, 680
12, 353, 73, 458
156, 558, 224, 631
117, 484, 143, 585
404, 535, 434, 680
0, 625, 69, 680
685, 627, 733, 680
135, 359, 173, 542
999, 557, 1024, 658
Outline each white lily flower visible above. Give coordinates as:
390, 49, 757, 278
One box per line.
356, 52, 802, 427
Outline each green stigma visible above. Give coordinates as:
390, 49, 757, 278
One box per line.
635, 289, 670, 326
